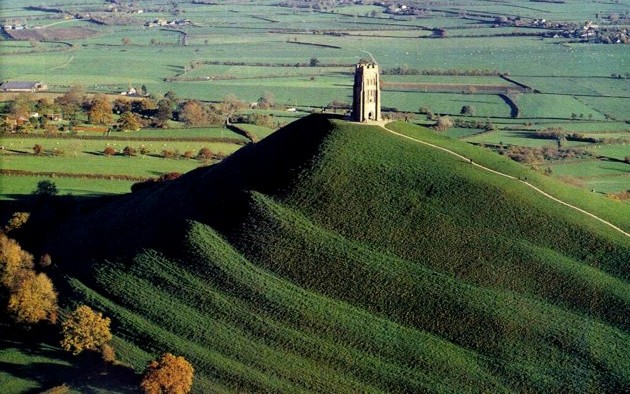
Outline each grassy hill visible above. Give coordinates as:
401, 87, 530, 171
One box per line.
6, 115, 630, 392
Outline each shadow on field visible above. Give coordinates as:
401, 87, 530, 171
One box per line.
0, 339, 140, 393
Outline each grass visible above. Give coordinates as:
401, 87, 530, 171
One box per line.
516, 94, 605, 120
0, 134, 246, 198
0, 342, 74, 393
0, 175, 134, 199
587, 144, 630, 160
22, 115, 629, 393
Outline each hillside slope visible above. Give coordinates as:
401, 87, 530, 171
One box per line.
31, 115, 630, 392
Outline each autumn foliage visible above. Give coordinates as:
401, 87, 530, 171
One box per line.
0, 232, 58, 324
0, 233, 34, 289
3, 212, 30, 233
61, 305, 112, 355
141, 353, 194, 394
7, 270, 58, 324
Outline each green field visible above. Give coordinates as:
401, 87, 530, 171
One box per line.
1, 0, 628, 195
11, 116, 626, 393
0, 133, 247, 198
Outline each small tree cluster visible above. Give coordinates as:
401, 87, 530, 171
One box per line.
0, 231, 58, 324
141, 353, 194, 394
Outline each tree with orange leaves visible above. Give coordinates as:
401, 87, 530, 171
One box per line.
141, 353, 194, 394
0, 233, 34, 289
61, 305, 112, 355
7, 270, 58, 324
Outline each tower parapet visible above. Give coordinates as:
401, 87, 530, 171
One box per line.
352, 62, 381, 122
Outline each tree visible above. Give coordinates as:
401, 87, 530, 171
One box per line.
55, 85, 86, 120
460, 105, 474, 116
257, 92, 275, 109
434, 116, 454, 131
113, 98, 132, 114
141, 353, 194, 394
7, 271, 58, 324
309, 57, 320, 67
33, 144, 44, 155
197, 147, 213, 160
103, 146, 116, 156
61, 305, 112, 355
155, 99, 174, 127
179, 100, 206, 126
88, 94, 114, 125
119, 111, 141, 131
8, 94, 33, 119
34, 180, 58, 197
123, 146, 137, 157
0, 233, 34, 289
4, 212, 30, 234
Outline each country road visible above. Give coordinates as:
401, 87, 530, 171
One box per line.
381, 124, 630, 238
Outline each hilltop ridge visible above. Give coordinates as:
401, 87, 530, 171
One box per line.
22, 115, 630, 392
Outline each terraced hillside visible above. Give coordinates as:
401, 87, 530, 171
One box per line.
15, 115, 630, 392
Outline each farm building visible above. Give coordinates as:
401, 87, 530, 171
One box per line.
0, 81, 48, 92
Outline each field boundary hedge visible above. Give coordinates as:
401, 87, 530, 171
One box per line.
0, 169, 148, 181
0, 133, 247, 144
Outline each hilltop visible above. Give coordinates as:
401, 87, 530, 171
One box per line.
6, 115, 630, 392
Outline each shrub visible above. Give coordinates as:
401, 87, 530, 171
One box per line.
40, 384, 70, 394
123, 146, 137, 157
4, 211, 30, 233
101, 343, 116, 364
103, 146, 116, 156
39, 253, 52, 268
198, 147, 213, 160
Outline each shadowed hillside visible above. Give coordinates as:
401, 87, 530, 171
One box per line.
12, 115, 630, 392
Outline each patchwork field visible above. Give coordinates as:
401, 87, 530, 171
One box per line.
1, 0, 626, 199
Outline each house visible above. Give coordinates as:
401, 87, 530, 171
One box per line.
0, 81, 48, 92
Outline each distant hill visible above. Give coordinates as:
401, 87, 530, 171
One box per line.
25, 115, 630, 392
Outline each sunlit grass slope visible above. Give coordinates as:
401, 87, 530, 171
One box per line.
52, 115, 629, 393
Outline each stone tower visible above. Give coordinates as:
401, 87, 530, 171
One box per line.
352, 62, 381, 122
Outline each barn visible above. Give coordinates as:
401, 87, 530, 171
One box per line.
0, 81, 48, 92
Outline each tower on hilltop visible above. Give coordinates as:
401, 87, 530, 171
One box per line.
352, 62, 381, 122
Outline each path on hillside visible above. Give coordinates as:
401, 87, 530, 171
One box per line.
38, 19, 80, 29
380, 124, 630, 238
